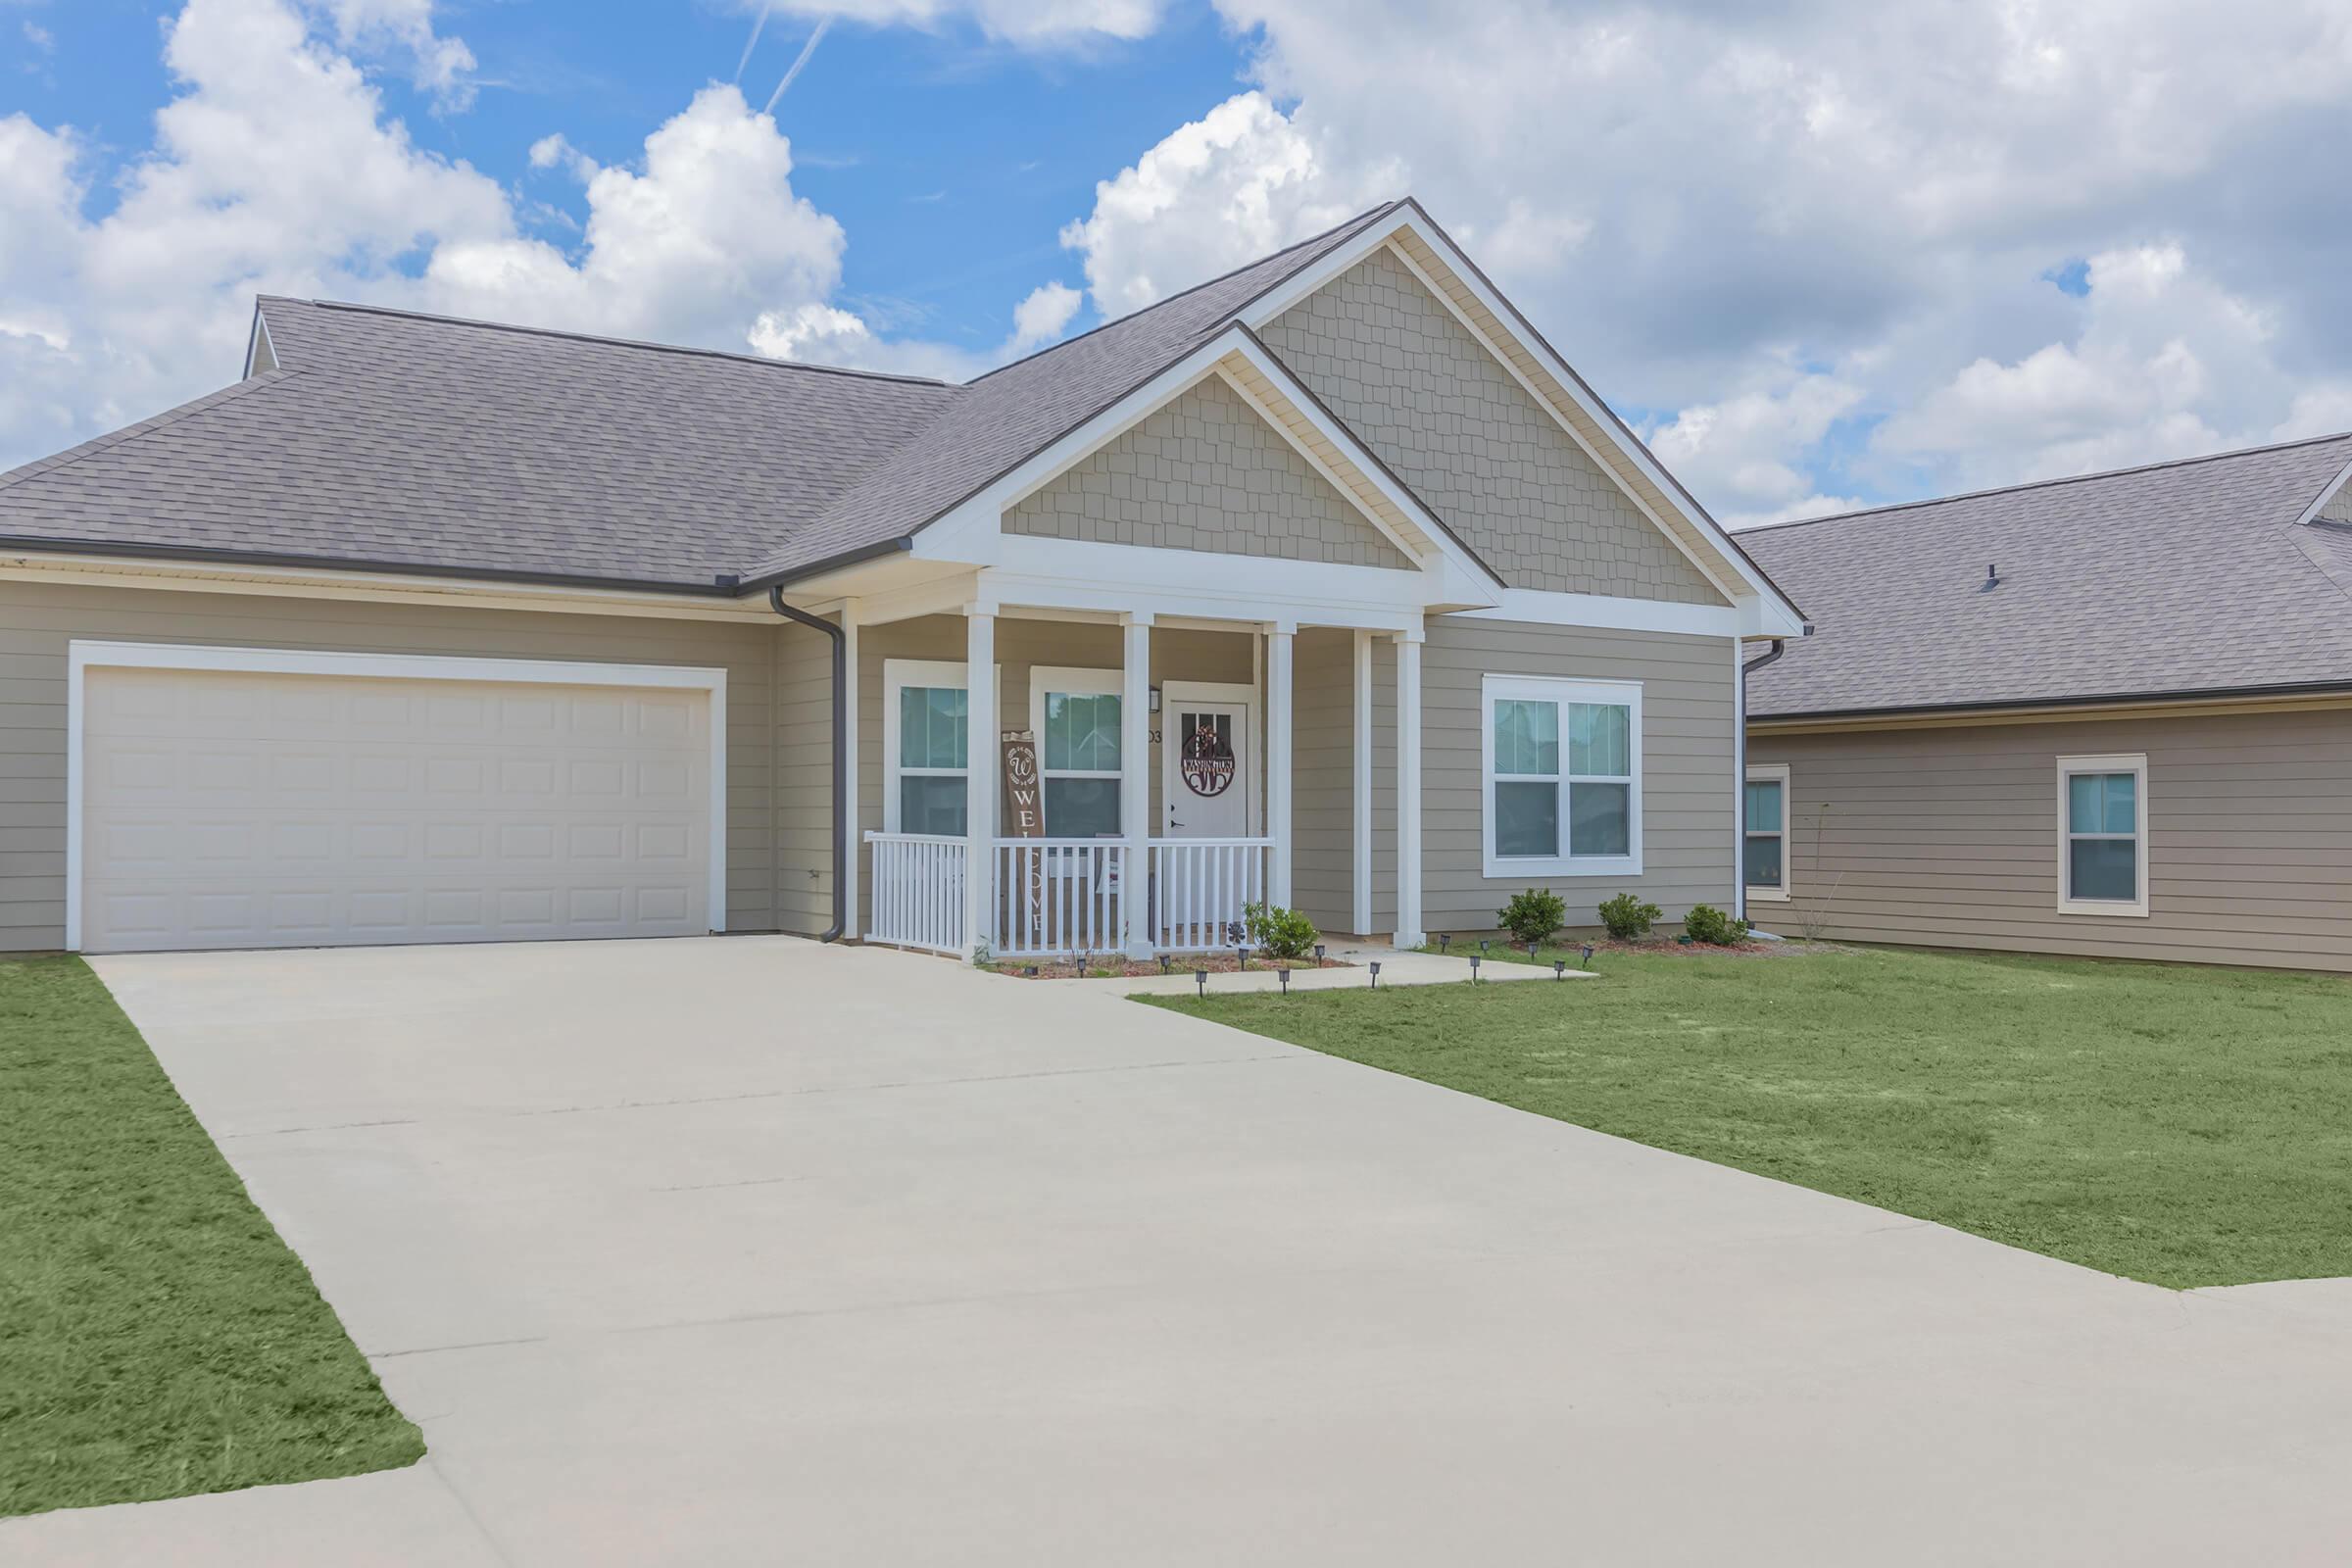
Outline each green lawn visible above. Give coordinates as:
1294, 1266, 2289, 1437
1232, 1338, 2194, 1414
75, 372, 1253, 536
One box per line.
1143, 946, 2352, 1289
0, 957, 421, 1518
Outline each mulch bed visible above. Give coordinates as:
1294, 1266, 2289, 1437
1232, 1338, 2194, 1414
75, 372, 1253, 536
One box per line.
992, 954, 1354, 980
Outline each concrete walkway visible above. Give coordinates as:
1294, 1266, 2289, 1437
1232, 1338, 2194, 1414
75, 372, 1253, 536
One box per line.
12, 935, 2352, 1565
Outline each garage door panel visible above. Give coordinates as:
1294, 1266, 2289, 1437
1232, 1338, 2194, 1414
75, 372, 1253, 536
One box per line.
80, 665, 713, 953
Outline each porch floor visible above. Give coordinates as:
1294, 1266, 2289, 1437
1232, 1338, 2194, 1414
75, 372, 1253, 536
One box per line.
1112, 941, 1589, 996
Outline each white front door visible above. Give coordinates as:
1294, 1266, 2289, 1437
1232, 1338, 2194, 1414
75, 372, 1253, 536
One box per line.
1157, 701, 1257, 947
1162, 703, 1251, 838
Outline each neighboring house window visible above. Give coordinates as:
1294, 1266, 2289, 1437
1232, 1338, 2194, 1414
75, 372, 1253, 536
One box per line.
884, 660, 992, 837
2057, 754, 2149, 917
1029, 666, 1123, 838
1745, 763, 1790, 902
1480, 675, 1642, 877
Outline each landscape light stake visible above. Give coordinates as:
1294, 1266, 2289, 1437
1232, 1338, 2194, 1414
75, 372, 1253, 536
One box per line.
1023, 965, 1039, 978
1368, 960, 1381, 990
1552, 958, 1567, 980
1236, 945, 1250, 971
1277, 966, 1291, 996
1468, 956, 1482, 983
1195, 968, 1208, 998
1313, 944, 1327, 962
1581, 943, 1595, 969
1438, 934, 1451, 955
1157, 955, 1173, 975
1477, 938, 1489, 955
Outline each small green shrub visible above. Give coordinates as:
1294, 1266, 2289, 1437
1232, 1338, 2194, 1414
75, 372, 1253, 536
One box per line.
1596, 893, 1662, 941
1683, 904, 1751, 946
1243, 901, 1320, 961
1496, 888, 1568, 947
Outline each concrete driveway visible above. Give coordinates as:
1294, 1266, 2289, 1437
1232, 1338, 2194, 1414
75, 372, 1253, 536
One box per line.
12, 936, 2352, 1565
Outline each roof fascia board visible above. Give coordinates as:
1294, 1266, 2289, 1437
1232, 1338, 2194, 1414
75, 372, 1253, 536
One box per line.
1750, 679, 2352, 733
0, 546, 773, 621
1239, 206, 1805, 625
2290, 454, 2352, 528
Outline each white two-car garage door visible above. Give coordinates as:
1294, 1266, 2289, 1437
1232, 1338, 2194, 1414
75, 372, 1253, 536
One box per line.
74, 649, 721, 954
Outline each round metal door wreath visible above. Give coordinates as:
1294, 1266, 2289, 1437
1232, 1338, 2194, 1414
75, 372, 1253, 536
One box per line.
1178, 722, 1236, 798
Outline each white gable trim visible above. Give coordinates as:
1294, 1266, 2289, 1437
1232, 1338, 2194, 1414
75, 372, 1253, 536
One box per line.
2291, 454, 2352, 528
1239, 204, 1805, 635
913, 324, 1501, 610
243, 310, 279, 378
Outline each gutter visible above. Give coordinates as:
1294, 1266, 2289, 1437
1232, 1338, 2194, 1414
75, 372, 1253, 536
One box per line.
768, 587, 848, 942
1734, 638, 1786, 923
1748, 674, 2352, 728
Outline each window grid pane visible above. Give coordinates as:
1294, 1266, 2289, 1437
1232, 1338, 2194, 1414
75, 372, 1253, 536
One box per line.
2069, 838, 2135, 902
1494, 781, 1560, 858
1044, 692, 1121, 773
900, 686, 968, 771
1745, 780, 1783, 833
1494, 700, 1559, 777
1569, 781, 1631, 858
1568, 703, 1630, 778
1744, 834, 1784, 888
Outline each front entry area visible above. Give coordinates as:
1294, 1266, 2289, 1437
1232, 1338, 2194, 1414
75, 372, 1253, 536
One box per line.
70, 644, 723, 953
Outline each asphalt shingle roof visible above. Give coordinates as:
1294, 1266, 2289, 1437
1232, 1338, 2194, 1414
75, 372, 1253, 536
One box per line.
0, 204, 1402, 593
1740, 435, 2352, 718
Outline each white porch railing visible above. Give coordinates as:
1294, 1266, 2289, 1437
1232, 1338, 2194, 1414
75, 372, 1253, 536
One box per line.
869, 832, 1274, 958
1151, 837, 1271, 953
865, 831, 965, 955
993, 840, 1129, 959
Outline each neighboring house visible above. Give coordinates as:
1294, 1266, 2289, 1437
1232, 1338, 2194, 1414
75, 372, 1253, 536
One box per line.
1741, 435, 2352, 972
0, 199, 1802, 960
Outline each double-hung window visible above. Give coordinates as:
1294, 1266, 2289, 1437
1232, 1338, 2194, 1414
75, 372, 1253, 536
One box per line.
884, 660, 989, 837
1481, 675, 1642, 877
1029, 666, 1123, 839
1744, 763, 1789, 901
2057, 754, 2148, 916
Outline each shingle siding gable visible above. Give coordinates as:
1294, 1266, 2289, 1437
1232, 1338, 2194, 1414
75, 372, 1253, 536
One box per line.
1258, 246, 1725, 605
1004, 373, 1413, 569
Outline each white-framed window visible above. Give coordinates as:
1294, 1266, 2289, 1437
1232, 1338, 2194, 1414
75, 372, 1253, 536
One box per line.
1744, 762, 1790, 902
1480, 674, 1642, 878
883, 659, 1000, 837
1028, 666, 1124, 839
2056, 753, 2149, 917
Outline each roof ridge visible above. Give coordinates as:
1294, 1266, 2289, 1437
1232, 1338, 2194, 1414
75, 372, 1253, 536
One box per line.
963, 199, 1403, 386
265, 297, 960, 389
0, 370, 300, 495
1739, 430, 2352, 539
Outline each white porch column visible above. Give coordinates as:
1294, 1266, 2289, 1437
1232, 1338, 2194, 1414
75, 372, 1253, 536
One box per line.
1351, 629, 1374, 936
962, 604, 997, 962
841, 597, 861, 942
1394, 624, 1425, 949
1120, 612, 1153, 958
1265, 620, 1296, 909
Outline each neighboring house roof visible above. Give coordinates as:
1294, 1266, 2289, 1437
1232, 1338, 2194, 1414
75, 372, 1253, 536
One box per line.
1741, 434, 2352, 719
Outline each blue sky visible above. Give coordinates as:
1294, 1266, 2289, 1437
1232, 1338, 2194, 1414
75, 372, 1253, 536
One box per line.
6, 0, 2349, 524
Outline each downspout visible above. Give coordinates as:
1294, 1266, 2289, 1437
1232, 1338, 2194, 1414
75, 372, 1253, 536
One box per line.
769, 586, 847, 942
1736, 638, 1788, 923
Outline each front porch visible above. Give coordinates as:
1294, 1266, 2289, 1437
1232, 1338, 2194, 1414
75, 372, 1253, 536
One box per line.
836, 586, 1427, 961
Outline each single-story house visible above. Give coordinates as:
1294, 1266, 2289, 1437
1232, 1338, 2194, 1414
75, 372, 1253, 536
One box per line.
0, 198, 1803, 960
1740, 434, 2352, 972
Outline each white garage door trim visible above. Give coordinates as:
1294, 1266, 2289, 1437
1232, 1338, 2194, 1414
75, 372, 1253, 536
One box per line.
65, 640, 729, 952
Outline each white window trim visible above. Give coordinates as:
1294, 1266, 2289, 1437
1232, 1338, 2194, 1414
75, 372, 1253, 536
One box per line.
881, 658, 1003, 835
1027, 665, 1124, 841
1744, 762, 1791, 904
1479, 673, 1643, 879
2056, 752, 2150, 918
65, 640, 729, 953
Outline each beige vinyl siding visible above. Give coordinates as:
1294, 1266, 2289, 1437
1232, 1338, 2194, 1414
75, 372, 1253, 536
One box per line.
1260, 246, 1727, 606
1004, 374, 1412, 569
852, 614, 1253, 937
1291, 628, 1354, 934
1421, 616, 1737, 933
0, 578, 810, 952
773, 614, 837, 936
1749, 706, 2352, 972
